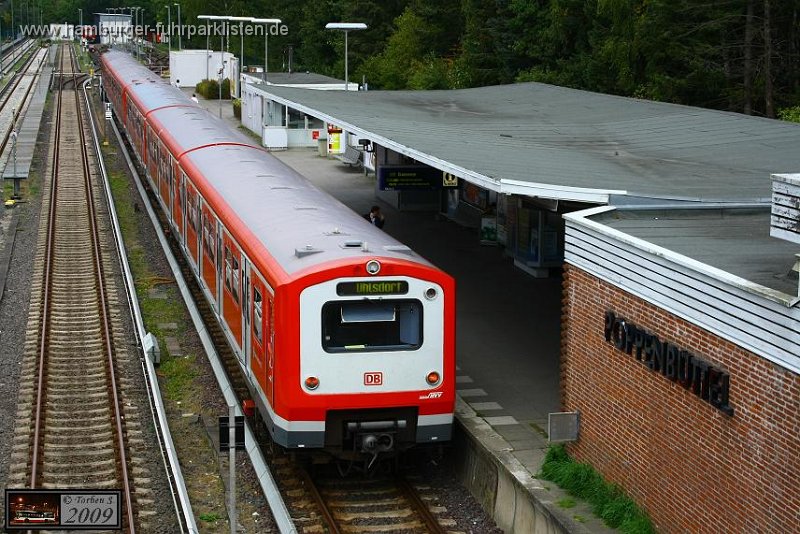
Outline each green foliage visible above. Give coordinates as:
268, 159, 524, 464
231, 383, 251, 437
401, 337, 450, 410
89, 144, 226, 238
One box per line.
59, 0, 799, 115
198, 512, 222, 522
195, 78, 230, 100
232, 98, 241, 119
557, 497, 576, 509
779, 106, 800, 123
539, 446, 655, 534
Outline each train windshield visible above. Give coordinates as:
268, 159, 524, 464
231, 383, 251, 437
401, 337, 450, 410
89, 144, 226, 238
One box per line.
322, 300, 422, 352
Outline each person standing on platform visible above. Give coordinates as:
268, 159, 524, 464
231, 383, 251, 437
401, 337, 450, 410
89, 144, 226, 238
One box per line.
364, 205, 385, 229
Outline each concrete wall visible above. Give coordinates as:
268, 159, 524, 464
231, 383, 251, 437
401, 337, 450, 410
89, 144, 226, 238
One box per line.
560, 265, 800, 533
170, 50, 236, 88
453, 400, 612, 534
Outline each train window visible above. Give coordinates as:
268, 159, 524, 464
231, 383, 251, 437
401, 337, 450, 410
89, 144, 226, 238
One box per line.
202, 215, 216, 263
187, 190, 197, 231
224, 246, 239, 302
322, 300, 423, 353
253, 289, 263, 343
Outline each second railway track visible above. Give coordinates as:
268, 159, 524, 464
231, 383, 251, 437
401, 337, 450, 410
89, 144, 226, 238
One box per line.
7, 43, 157, 532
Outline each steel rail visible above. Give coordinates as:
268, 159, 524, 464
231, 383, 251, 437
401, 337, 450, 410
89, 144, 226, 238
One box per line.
0, 44, 45, 158
69, 44, 136, 533
83, 75, 197, 534
29, 42, 63, 488
298, 468, 341, 534
397, 477, 448, 534
30, 44, 136, 533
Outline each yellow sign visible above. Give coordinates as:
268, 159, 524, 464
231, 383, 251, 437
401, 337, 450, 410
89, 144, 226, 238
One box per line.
442, 172, 458, 187
329, 132, 341, 153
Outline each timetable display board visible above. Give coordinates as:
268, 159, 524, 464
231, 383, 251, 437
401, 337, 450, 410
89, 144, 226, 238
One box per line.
5, 489, 122, 531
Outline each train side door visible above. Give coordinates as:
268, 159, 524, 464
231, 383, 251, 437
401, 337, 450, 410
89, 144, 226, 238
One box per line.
221, 232, 243, 354
250, 275, 272, 406
158, 142, 170, 211
172, 163, 183, 236
200, 203, 219, 310
183, 181, 200, 272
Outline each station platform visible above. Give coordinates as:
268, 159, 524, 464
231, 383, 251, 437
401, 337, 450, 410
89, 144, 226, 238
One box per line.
188, 91, 611, 532
1, 46, 52, 182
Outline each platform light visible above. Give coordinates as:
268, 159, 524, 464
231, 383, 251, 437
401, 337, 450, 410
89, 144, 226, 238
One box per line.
324, 22, 367, 91
198, 15, 226, 81
250, 18, 282, 82
225, 16, 252, 98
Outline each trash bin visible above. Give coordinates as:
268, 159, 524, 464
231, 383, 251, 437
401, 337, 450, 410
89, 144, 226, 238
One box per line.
318, 137, 328, 157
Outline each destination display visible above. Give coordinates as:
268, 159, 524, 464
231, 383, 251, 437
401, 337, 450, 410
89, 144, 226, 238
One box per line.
337, 281, 409, 296
378, 165, 456, 191
5, 489, 122, 531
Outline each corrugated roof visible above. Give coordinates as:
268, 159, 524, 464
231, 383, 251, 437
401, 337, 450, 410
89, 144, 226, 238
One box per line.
253, 83, 800, 203
595, 208, 799, 297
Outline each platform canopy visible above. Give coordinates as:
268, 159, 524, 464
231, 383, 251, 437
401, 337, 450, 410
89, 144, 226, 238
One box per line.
253, 82, 800, 204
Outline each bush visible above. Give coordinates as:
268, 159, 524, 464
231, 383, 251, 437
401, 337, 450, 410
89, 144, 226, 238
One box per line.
539, 446, 655, 534
195, 79, 217, 99
195, 78, 231, 100
778, 105, 800, 123
221, 78, 231, 99
232, 98, 241, 119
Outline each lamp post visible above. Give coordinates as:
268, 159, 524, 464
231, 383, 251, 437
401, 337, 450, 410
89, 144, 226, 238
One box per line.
198, 15, 225, 82
174, 3, 181, 50
227, 16, 250, 98
249, 18, 281, 83
165, 5, 171, 52
78, 8, 83, 45
324, 22, 367, 91
131, 7, 141, 59
10, 0, 14, 61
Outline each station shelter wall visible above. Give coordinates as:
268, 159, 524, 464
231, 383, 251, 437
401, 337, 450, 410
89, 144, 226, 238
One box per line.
560, 264, 800, 533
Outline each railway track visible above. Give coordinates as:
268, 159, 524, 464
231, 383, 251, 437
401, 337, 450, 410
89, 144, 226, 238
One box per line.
278, 461, 455, 534
7, 43, 156, 532
0, 38, 37, 77
0, 41, 47, 159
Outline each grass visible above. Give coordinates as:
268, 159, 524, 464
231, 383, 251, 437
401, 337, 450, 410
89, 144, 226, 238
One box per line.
539, 446, 655, 534
557, 497, 576, 509
199, 512, 222, 522
159, 356, 197, 401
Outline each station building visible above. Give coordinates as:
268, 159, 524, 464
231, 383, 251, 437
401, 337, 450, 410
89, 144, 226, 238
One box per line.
238, 77, 800, 530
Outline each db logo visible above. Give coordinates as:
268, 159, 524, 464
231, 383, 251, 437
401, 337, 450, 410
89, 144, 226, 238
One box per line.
364, 372, 383, 386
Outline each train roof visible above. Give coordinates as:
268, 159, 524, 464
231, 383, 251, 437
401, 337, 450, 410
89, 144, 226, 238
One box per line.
101, 51, 436, 280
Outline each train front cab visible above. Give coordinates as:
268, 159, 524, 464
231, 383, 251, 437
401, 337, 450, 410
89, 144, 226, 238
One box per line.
278, 264, 455, 458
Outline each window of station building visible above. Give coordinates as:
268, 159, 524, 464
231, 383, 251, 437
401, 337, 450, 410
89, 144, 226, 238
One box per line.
287, 108, 308, 129
321, 300, 423, 353
307, 116, 324, 130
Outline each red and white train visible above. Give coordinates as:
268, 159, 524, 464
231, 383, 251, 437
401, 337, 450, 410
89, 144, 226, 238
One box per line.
100, 51, 456, 459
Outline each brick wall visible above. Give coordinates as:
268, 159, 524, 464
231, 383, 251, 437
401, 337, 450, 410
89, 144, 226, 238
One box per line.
561, 264, 800, 533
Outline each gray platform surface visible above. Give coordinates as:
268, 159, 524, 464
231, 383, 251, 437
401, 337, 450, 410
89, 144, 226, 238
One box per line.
2, 47, 52, 180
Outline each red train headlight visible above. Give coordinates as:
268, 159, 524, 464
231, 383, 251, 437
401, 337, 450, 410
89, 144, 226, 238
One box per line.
304, 376, 320, 390
426, 371, 441, 386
